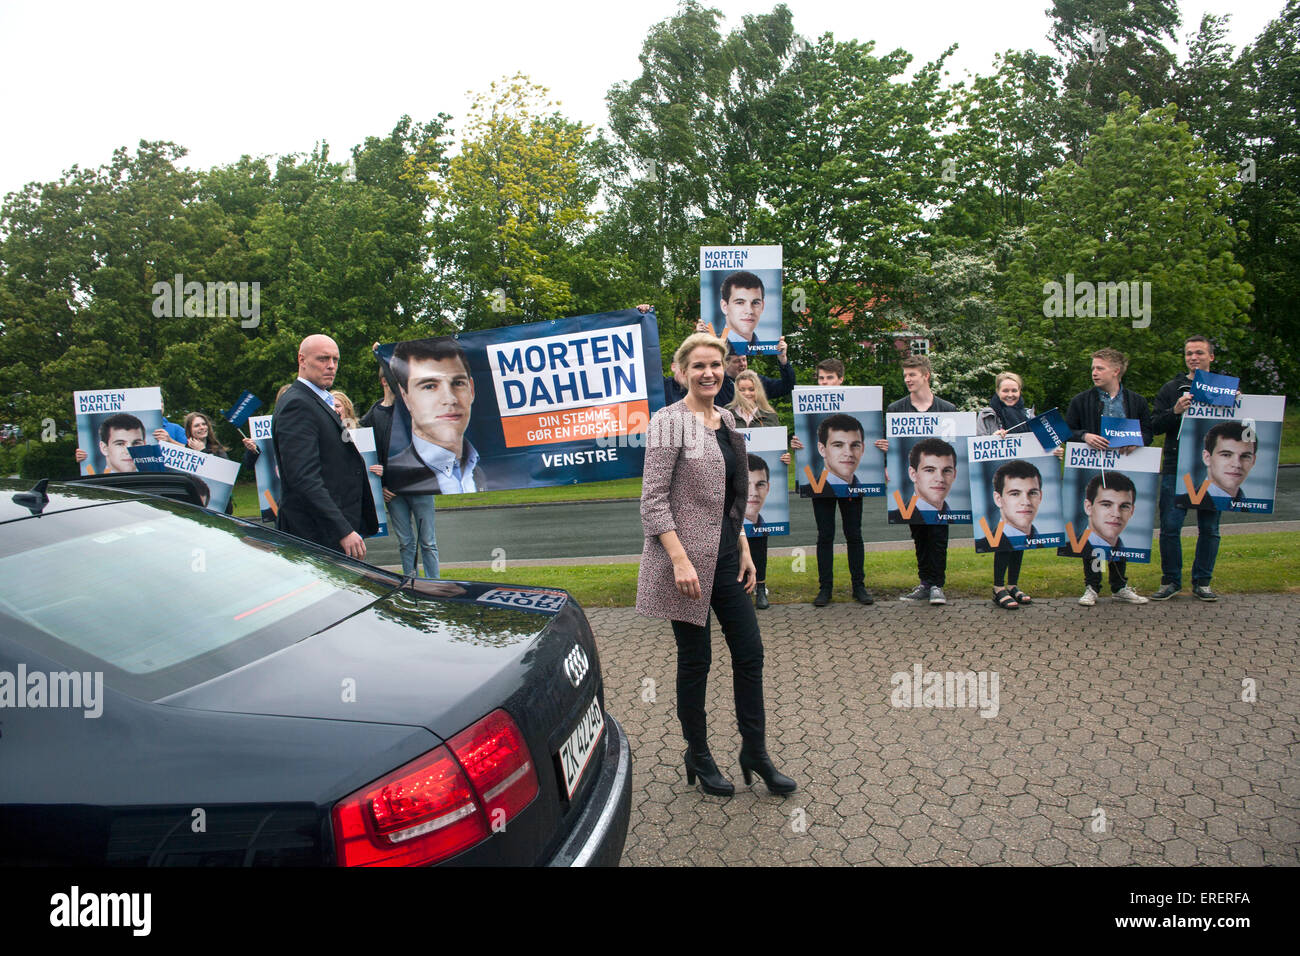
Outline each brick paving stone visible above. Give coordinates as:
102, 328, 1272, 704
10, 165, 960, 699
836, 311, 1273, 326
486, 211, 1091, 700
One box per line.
591, 594, 1300, 866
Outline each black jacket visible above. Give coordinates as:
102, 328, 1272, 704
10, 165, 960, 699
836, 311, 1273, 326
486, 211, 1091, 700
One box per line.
1151, 374, 1193, 474
359, 401, 394, 468
1065, 386, 1152, 447
273, 381, 378, 550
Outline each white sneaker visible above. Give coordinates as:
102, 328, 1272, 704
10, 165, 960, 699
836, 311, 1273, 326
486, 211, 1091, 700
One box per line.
1112, 586, 1148, 605
1078, 586, 1098, 607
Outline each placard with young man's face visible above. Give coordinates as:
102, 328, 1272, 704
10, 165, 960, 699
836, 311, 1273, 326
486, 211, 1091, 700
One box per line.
737, 426, 790, 537
967, 433, 1065, 552
1057, 444, 1161, 564
74, 387, 168, 476
792, 387, 885, 498
377, 309, 666, 495
884, 412, 976, 524
1174, 394, 1285, 513
699, 245, 782, 356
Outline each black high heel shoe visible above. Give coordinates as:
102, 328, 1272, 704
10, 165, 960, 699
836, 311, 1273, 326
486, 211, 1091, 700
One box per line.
684, 748, 734, 796
739, 747, 797, 795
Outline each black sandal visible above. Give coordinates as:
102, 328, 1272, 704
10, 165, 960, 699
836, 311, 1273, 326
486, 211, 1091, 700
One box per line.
993, 587, 1020, 610
1009, 586, 1032, 606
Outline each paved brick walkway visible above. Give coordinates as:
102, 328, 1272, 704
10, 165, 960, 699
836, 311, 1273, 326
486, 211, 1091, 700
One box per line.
590, 595, 1300, 866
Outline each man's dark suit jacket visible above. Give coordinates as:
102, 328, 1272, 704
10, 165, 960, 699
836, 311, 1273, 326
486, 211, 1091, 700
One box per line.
273, 381, 377, 551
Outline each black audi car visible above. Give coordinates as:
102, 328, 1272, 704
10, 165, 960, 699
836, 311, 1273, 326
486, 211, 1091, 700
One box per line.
0, 477, 631, 866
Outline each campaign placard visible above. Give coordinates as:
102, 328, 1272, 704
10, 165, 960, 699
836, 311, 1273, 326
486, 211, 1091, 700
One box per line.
967, 433, 1065, 552
377, 309, 666, 495
885, 412, 977, 524
1057, 444, 1161, 563
738, 426, 790, 537
126, 445, 168, 473
155, 443, 241, 513
74, 387, 167, 476
793, 387, 884, 498
1174, 394, 1285, 513
247, 414, 281, 521
223, 390, 263, 427
1101, 416, 1145, 448
1191, 369, 1240, 407
1027, 407, 1070, 450
350, 426, 389, 536
700, 245, 782, 355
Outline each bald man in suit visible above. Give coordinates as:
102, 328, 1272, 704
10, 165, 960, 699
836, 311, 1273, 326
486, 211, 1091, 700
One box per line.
273, 334, 377, 558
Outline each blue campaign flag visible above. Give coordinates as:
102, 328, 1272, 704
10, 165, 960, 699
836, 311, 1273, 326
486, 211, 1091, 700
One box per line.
1101, 416, 1145, 447
1027, 407, 1070, 449
1192, 369, 1239, 407
127, 445, 169, 473
223, 390, 263, 427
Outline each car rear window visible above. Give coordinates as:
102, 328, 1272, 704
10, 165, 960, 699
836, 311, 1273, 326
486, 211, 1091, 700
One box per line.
0, 499, 399, 699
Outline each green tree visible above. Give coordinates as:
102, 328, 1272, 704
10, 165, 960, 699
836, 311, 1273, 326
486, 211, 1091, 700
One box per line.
1001, 97, 1252, 405
411, 75, 600, 330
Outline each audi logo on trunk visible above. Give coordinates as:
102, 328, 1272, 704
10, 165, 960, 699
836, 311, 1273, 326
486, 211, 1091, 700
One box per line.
563, 645, 590, 688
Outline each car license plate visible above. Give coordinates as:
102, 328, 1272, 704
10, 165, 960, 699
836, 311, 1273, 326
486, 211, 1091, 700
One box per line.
558, 697, 605, 799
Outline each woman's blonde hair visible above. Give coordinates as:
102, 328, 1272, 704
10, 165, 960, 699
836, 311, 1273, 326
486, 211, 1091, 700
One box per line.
331, 390, 359, 428
672, 332, 727, 372
728, 370, 775, 418
994, 371, 1024, 392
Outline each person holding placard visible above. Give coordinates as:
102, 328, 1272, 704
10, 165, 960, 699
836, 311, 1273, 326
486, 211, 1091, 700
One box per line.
636, 332, 795, 798
1150, 335, 1223, 602
987, 460, 1042, 609
792, 358, 874, 607
875, 355, 957, 605
724, 337, 796, 401
1065, 349, 1151, 605
976, 372, 1035, 437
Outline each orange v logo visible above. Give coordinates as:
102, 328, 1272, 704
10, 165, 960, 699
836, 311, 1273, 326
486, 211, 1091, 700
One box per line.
1063, 521, 1089, 554
804, 466, 829, 494
979, 517, 1005, 548
1183, 473, 1209, 505
893, 491, 918, 520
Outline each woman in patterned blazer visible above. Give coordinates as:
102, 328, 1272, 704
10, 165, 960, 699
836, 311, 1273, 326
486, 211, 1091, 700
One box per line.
636, 332, 796, 797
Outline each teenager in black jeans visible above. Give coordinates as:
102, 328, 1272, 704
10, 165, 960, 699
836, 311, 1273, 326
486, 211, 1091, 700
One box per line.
874, 355, 956, 605
791, 358, 873, 607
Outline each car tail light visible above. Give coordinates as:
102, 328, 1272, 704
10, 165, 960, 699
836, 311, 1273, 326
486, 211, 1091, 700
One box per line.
332, 709, 538, 866
450, 709, 539, 824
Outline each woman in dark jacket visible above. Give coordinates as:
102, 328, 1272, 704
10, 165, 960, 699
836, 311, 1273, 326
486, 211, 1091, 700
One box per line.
636, 333, 795, 798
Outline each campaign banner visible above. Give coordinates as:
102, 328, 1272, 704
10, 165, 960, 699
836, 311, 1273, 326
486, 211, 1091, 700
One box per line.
1174, 394, 1285, 513
1191, 369, 1240, 407
738, 426, 790, 537
1027, 407, 1070, 450
885, 412, 977, 524
350, 426, 389, 537
223, 390, 263, 427
967, 434, 1066, 552
247, 414, 281, 521
155, 443, 241, 513
1057, 444, 1161, 563
1101, 416, 1145, 448
74, 387, 169, 476
377, 309, 666, 495
792, 387, 884, 498
700, 245, 782, 356
126, 445, 169, 473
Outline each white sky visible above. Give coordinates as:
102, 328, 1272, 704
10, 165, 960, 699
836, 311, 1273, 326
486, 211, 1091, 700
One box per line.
0, 0, 1284, 199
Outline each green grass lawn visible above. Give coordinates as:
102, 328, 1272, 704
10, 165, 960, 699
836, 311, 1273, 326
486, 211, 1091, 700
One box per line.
445, 531, 1300, 608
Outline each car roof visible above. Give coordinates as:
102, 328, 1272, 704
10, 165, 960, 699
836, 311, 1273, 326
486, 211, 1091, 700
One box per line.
0, 477, 168, 524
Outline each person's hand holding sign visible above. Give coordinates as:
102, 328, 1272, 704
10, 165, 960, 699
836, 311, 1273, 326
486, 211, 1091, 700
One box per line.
1084, 432, 1110, 451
